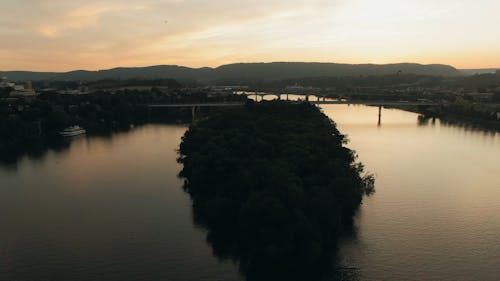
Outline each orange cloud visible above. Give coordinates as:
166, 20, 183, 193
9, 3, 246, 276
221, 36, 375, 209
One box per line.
0, 0, 499, 71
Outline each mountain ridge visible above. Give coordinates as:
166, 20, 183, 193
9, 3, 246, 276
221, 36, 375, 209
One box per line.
1, 62, 462, 82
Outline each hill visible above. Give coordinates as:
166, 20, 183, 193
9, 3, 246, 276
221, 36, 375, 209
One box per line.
1, 62, 461, 82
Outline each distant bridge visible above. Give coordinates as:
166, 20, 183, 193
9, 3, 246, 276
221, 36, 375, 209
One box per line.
308, 100, 439, 106
146, 100, 438, 108
146, 102, 245, 122
238, 92, 439, 106
146, 102, 245, 108
146, 99, 439, 124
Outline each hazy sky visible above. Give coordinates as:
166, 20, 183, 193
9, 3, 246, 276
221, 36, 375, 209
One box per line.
1, 0, 499, 71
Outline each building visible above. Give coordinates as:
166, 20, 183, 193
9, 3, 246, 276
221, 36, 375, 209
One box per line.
0, 76, 15, 88
9, 88, 37, 97
9, 80, 37, 97
1, 77, 37, 97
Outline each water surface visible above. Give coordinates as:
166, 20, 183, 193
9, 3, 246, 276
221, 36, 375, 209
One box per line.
0, 125, 242, 281
322, 105, 500, 281
1, 105, 499, 281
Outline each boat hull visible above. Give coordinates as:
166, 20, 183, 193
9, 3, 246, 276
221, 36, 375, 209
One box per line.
60, 129, 86, 137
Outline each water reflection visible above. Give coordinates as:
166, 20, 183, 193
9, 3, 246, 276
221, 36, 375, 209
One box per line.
1, 125, 146, 169
0, 137, 70, 170
185, 184, 362, 281
0, 124, 242, 281
322, 105, 500, 281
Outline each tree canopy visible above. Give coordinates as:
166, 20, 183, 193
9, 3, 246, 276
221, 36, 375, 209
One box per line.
178, 101, 374, 280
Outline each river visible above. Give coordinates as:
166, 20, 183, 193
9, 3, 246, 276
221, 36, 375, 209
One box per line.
0, 105, 499, 280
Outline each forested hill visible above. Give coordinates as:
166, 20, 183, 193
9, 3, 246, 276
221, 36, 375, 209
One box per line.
1, 62, 461, 82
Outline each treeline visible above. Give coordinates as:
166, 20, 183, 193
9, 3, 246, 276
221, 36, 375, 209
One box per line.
31, 78, 183, 91
222, 74, 444, 89
232, 72, 500, 92
457, 72, 500, 92
86, 78, 183, 90
0, 91, 150, 160
178, 101, 374, 280
0, 89, 246, 162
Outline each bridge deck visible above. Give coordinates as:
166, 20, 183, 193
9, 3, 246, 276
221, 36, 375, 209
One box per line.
309, 101, 438, 106
147, 101, 438, 108
147, 102, 245, 108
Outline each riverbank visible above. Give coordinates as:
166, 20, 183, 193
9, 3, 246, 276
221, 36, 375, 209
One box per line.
393, 104, 500, 132
0, 89, 246, 163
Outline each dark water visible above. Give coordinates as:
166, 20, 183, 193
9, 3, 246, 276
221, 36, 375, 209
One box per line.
1, 106, 499, 281
0, 126, 242, 281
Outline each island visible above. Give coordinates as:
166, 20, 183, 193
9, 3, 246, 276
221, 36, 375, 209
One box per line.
178, 101, 374, 280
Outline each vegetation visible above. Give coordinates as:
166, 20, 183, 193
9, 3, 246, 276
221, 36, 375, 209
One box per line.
0, 87, 246, 163
30, 78, 182, 91
178, 101, 374, 280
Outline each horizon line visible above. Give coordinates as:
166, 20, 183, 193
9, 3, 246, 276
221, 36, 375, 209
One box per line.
2, 61, 500, 73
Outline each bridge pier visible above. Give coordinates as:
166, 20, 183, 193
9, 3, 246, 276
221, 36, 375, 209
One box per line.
191, 106, 202, 122
378, 106, 382, 126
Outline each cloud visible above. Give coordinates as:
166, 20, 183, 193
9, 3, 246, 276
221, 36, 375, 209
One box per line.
31, 2, 150, 38
0, 0, 499, 71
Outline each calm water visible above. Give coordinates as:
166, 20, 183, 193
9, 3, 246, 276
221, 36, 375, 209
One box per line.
0, 126, 241, 281
1, 105, 499, 281
323, 105, 500, 281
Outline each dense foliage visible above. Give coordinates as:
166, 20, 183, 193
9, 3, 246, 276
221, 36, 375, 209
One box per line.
178, 101, 374, 280
0, 89, 246, 162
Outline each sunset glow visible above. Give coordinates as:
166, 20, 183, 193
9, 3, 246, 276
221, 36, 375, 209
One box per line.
1, 0, 499, 71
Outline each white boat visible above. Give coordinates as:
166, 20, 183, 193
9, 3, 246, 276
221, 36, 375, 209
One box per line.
60, 125, 86, 137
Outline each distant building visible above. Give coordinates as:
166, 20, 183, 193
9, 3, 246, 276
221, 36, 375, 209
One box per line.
9, 89, 37, 97
8, 80, 37, 97
18, 81, 33, 90
286, 84, 305, 90
58, 86, 92, 95
0, 76, 13, 88
1, 77, 37, 97
211, 85, 249, 91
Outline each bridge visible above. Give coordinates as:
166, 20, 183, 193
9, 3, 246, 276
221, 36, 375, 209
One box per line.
146, 100, 438, 108
238, 91, 438, 104
146, 99, 439, 124
308, 100, 438, 106
146, 102, 245, 108
146, 102, 245, 122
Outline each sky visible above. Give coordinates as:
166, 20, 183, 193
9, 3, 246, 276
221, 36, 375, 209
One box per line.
1, 0, 499, 71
